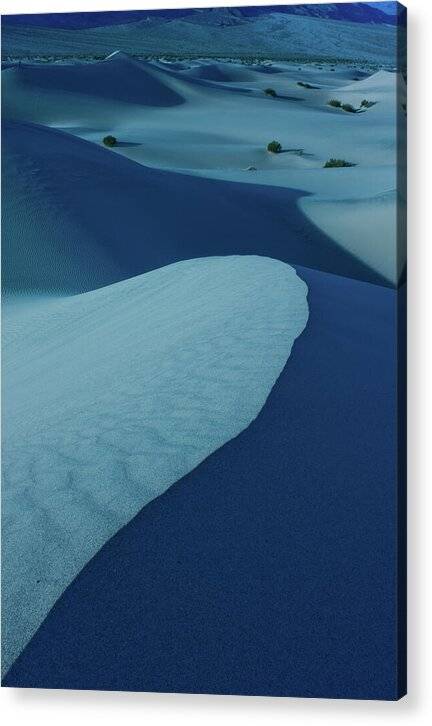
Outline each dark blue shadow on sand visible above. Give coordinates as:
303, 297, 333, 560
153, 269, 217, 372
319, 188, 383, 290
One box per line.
3, 120, 390, 293
9, 60, 184, 107
3, 266, 402, 699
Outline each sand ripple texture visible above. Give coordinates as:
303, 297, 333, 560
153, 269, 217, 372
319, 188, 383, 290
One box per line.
2, 254, 308, 673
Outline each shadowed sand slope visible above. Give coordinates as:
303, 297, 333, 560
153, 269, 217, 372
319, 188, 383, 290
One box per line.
300, 190, 401, 284
2, 58, 403, 284
182, 62, 235, 82
2, 255, 308, 674
1, 45, 403, 697
2, 52, 185, 107
3, 266, 400, 699
2, 119, 387, 291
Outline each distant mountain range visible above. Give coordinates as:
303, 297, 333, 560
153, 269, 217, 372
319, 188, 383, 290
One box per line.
3, 3, 405, 30
1, 4, 406, 63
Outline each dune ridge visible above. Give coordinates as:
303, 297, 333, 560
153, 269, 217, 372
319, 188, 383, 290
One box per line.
3, 265, 400, 698
2, 51, 185, 110
2, 254, 308, 674
2, 116, 391, 290
2, 55, 404, 284
1, 31, 404, 693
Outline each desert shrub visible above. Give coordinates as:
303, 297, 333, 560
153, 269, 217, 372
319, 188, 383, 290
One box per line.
264, 88, 277, 97
328, 99, 342, 108
324, 158, 356, 168
360, 99, 375, 108
341, 103, 356, 113
267, 140, 282, 153
103, 135, 117, 147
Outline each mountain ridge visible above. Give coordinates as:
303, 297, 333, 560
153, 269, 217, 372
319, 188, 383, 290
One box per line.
3, 3, 403, 30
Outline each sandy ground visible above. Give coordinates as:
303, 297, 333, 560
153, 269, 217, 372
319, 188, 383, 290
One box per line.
2, 51, 403, 691
3, 53, 406, 284
2, 254, 308, 674
4, 267, 400, 699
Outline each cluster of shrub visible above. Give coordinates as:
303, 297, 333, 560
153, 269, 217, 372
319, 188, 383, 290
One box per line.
323, 158, 356, 168
103, 114, 358, 169
103, 135, 117, 147
266, 142, 355, 169
297, 81, 319, 89
264, 78, 323, 97
267, 140, 282, 153
327, 98, 375, 113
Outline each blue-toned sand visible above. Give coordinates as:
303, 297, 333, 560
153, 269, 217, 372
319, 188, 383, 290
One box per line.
4, 265, 399, 699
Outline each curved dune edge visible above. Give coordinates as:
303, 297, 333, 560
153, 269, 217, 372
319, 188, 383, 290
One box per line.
2, 60, 403, 286
2, 255, 309, 674
2, 51, 185, 113
2, 266, 398, 698
299, 190, 400, 285
2, 118, 390, 293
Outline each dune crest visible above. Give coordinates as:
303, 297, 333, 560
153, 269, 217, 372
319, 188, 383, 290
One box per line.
3, 119, 386, 296
2, 255, 309, 674
299, 190, 400, 284
2, 51, 185, 114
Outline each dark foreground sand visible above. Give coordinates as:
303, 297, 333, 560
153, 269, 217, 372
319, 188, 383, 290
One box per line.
2, 51, 405, 698
4, 266, 402, 700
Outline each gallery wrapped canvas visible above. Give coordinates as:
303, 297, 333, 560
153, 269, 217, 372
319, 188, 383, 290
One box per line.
1, 2, 407, 699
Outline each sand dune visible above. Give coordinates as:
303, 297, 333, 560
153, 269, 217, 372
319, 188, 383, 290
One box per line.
2, 255, 308, 674
3, 121, 122, 295
300, 190, 400, 283
332, 69, 406, 111
339, 68, 405, 94
3, 118, 386, 291
3, 56, 404, 283
1, 6, 405, 698
182, 63, 235, 82
177, 61, 286, 84
2, 70, 396, 669
3, 266, 399, 697
2, 51, 184, 123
